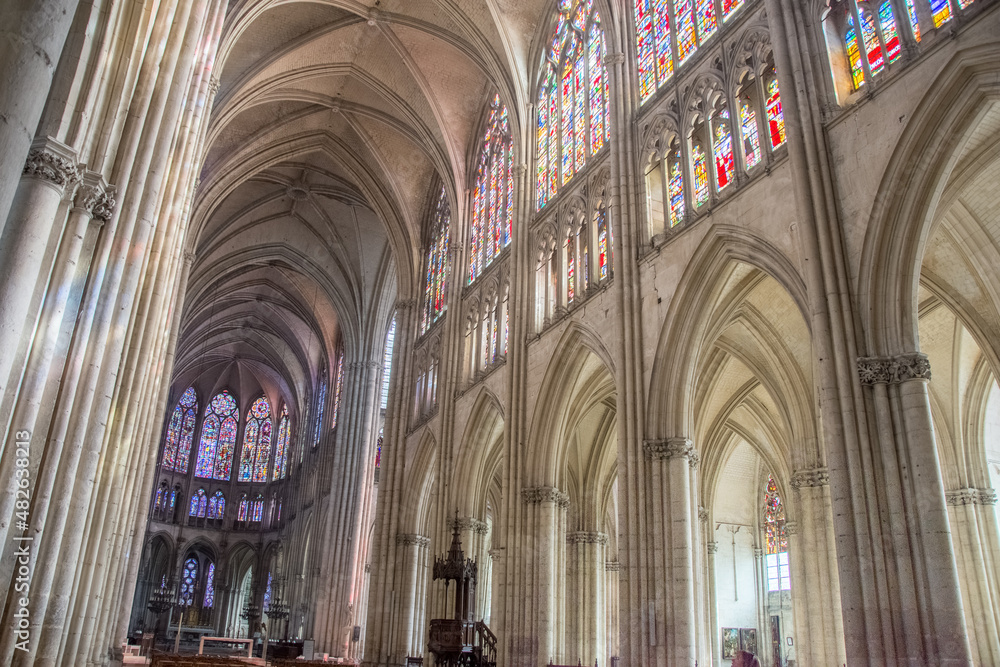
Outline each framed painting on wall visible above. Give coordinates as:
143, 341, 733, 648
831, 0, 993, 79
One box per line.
740, 627, 758, 655
722, 628, 739, 658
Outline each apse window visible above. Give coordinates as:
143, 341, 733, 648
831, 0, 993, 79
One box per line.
763, 474, 790, 591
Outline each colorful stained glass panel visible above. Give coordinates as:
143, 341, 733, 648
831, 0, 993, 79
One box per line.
739, 100, 762, 169
765, 78, 786, 149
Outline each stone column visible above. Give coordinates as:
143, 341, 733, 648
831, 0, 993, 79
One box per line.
566, 531, 607, 666
945, 487, 1000, 666
518, 486, 568, 666
395, 534, 430, 659
604, 560, 620, 664
0, 138, 79, 408
0, 0, 81, 230
857, 353, 973, 664
706, 540, 719, 666
643, 438, 700, 665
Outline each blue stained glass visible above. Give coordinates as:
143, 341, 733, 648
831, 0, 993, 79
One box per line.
195, 390, 238, 480
239, 396, 272, 482
161, 387, 197, 473
204, 562, 215, 608
208, 490, 225, 519
189, 489, 207, 517
180, 557, 197, 606
471, 94, 512, 277
273, 405, 291, 480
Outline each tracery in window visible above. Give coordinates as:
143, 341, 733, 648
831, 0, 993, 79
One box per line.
423, 188, 451, 329
764, 474, 790, 591
208, 490, 225, 520
471, 95, 513, 280
239, 396, 272, 483
839, 1, 907, 92
331, 352, 345, 430
273, 404, 291, 481
537, 0, 609, 208
180, 557, 198, 606
189, 489, 207, 518
161, 387, 197, 473
381, 316, 396, 411
195, 390, 238, 481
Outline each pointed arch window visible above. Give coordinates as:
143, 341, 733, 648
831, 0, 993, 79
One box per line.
154, 481, 169, 514
238, 397, 272, 483
208, 490, 225, 520
179, 557, 198, 606
161, 387, 198, 473
764, 76, 786, 149
238, 494, 249, 522
764, 474, 790, 591
189, 489, 208, 518
537, 0, 609, 209
596, 202, 612, 282
251, 494, 264, 523
195, 390, 238, 481
713, 108, 735, 190
667, 146, 685, 227
273, 405, 291, 480
381, 316, 397, 411
263, 572, 273, 612
739, 98, 762, 169
313, 371, 327, 448
204, 562, 216, 608
331, 352, 345, 430
423, 189, 451, 330
471, 95, 513, 281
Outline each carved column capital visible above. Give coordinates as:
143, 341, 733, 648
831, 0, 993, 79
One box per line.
208, 76, 221, 97
521, 485, 569, 508
395, 298, 418, 312
395, 533, 430, 548
23, 138, 80, 190
790, 467, 829, 489
857, 353, 931, 385
488, 548, 502, 561
450, 515, 489, 535
785, 521, 798, 536
605, 560, 622, 572
706, 541, 719, 554
566, 531, 608, 545
183, 252, 197, 266
513, 163, 528, 176
349, 360, 381, 371
74, 172, 116, 223
607, 52, 626, 66
643, 437, 699, 467
698, 506, 709, 522
945, 487, 998, 506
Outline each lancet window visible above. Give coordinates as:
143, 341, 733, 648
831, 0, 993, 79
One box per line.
179, 557, 198, 606
204, 563, 215, 608
189, 489, 207, 518
537, 0, 609, 209
239, 396, 272, 483
195, 390, 238, 481
635, 0, 748, 104
331, 351, 345, 430
424, 188, 451, 329
381, 316, 397, 411
251, 494, 264, 523
471, 95, 513, 281
763, 474, 790, 591
207, 490, 225, 520
161, 387, 197, 473
313, 370, 327, 448
272, 404, 291, 480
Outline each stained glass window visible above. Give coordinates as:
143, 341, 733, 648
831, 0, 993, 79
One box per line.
381, 316, 396, 411
471, 95, 513, 280
195, 390, 238, 480
263, 572, 273, 612
713, 110, 735, 190
765, 77, 786, 149
180, 557, 198, 606
208, 490, 225, 520
567, 229, 576, 303
154, 482, 168, 512
238, 494, 248, 522
273, 405, 291, 480
878, 1, 902, 63
739, 99, 762, 169
858, 7, 884, 76
674, 0, 697, 63
692, 142, 709, 207
764, 474, 790, 591
251, 494, 264, 522
169, 487, 178, 515
375, 429, 383, 469
189, 489, 207, 518
695, 0, 717, 40
956, 0, 973, 8
537, 0, 609, 208
161, 387, 197, 473
313, 373, 326, 448
722, 0, 745, 19
931, 0, 952, 27
596, 204, 611, 281
846, 15, 865, 90
423, 188, 451, 329
331, 352, 345, 430
668, 153, 685, 227
204, 562, 215, 608
238, 397, 272, 483
904, 0, 921, 40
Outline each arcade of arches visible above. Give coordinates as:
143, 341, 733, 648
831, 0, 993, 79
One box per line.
0, 0, 998, 666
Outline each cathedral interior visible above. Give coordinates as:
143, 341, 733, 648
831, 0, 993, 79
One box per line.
0, 0, 999, 665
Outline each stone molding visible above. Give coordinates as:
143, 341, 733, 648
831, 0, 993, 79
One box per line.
349, 360, 381, 371
945, 487, 997, 506
857, 353, 931, 385
521, 485, 569, 508
566, 531, 608, 545
753, 548, 763, 559
395, 533, 430, 548
698, 506, 709, 522
75, 173, 116, 223
450, 516, 489, 535
643, 438, 700, 468
706, 541, 719, 554
513, 163, 528, 176
23, 138, 79, 189
488, 548, 502, 561
607, 52, 626, 66
208, 76, 221, 97
785, 521, 798, 536
790, 467, 829, 489
395, 298, 417, 312
605, 560, 622, 572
